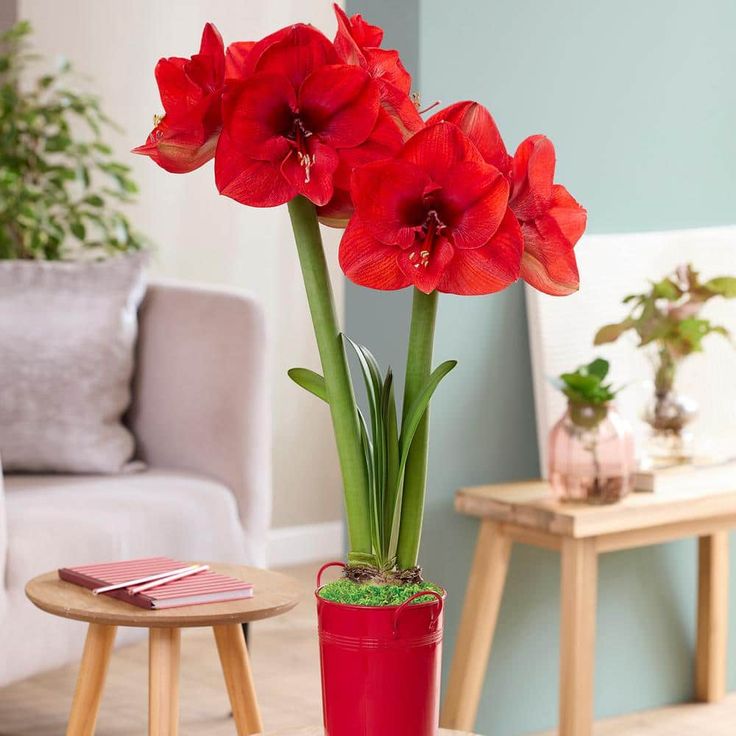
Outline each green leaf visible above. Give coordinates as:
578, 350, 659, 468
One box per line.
69, 221, 85, 240
586, 358, 609, 380
594, 320, 632, 345
397, 360, 457, 481
651, 278, 682, 301
287, 368, 327, 402
704, 277, 736, 298
344, 337, 387, 556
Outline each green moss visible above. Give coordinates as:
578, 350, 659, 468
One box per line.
318, 578, 443, 607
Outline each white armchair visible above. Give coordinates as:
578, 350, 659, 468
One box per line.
0, 282, 271, 686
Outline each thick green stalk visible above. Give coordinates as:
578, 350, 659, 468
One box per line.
397, 288, 439, 569
287, 196, 372, 556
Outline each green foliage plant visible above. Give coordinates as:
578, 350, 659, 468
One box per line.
0, 22, 144, 259
557, 358, 618, 429
594, 264, 735, 397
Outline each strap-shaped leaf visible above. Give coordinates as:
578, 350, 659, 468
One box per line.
345, 336, 388, 554
397, 360, 457, 484
287, 367, 327, 402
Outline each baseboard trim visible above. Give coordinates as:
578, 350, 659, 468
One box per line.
267, 521, 345, 568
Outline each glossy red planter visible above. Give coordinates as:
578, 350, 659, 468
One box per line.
316, 562, 445, 736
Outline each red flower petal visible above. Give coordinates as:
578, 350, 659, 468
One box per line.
363, 47, 412, 94
249, 24, 338, 90
280, 138, 339, 206
334, 5, 384, 56
398, 235, 455, 294
333, 107, 404, 191
132, 125, 218, 174
376, 78, 424, 138
317, 187, 354, 228
339, 217, 410, 290
550, 184, 587, 246
215, 129, 296, 207
199, 23, 224, 60
155, 58, 203, 117
352, 159, 431, 248
520, 215, 579, 296
225, 41, 255, 80
511, 135, 555, 221
191, 23, 225, 86
221, 73, 295, 161
437, 208, 522, 295
431, 161, 508, 250
427, 100, 511, 176
299, 65, 379, 149
400, 122, 483, 180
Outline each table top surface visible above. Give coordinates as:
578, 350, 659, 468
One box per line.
25, 563, 303, 628
456, 480, 736, 538
263, 729, 477, 735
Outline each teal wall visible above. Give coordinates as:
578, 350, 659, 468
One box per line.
346, 1, 736, 734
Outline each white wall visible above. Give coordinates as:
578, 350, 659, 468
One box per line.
19, 0, 346, 529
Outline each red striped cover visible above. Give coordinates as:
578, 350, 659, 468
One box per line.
59, 557, 254, 609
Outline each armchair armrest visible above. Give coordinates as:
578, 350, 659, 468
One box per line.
128, 281, 271, 564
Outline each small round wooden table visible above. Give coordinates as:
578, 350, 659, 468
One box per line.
26, 563, 302, 736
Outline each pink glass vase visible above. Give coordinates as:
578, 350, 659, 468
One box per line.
548, 402, 635, 504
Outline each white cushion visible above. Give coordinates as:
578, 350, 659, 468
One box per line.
4, 469, 248, 592
0, 254, 146, 473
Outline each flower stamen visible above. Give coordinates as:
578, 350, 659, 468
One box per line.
289, 116, 316, 183
407, 209, 446, 269
297, 151, 316, 183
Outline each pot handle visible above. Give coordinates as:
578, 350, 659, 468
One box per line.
393, 590, 444, 637
316, 561, 346, 588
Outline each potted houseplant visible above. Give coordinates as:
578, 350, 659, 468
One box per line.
0, 22, 143, 260
549, 358, 635, 504
134, 7, 586, 734
595, 264, 736, 463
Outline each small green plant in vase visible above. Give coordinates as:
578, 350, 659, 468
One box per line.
595, 264, 736, 463
549, 359, 635, 504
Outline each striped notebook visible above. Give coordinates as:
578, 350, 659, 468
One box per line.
59, 557, 254, 609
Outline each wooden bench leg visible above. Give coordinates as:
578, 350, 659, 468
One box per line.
149, 628, 181, 736
559, 537, 597, 736
696, 531, 729, 702
66, 623, 117, 736
213, 623, 264, 735
440, 520, 512, 731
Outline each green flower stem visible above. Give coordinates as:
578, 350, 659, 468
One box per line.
287, 196, 372, 557
397, 288, 439, 569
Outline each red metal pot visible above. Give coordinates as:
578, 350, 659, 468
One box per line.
316, 561, 445, 736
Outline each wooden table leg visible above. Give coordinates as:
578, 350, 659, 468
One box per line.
696, 531, 729, 702
213, 623, 264, 735
559, 537, 597, 736
149, 628, 181, 736
66, 623, 117, 736
440, 520, 512, 731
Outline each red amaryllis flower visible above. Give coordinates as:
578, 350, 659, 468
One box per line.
428, 101, 586, 295
215, 24, 384, 208
333, 4, 423, 138
133, 23, 225, 174
339, 122, 523, 295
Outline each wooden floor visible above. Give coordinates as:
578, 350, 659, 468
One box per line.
0, 563, 734, 736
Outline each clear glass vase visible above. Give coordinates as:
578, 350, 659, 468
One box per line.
548, 402, 636, 504
644, 390, 698, 465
